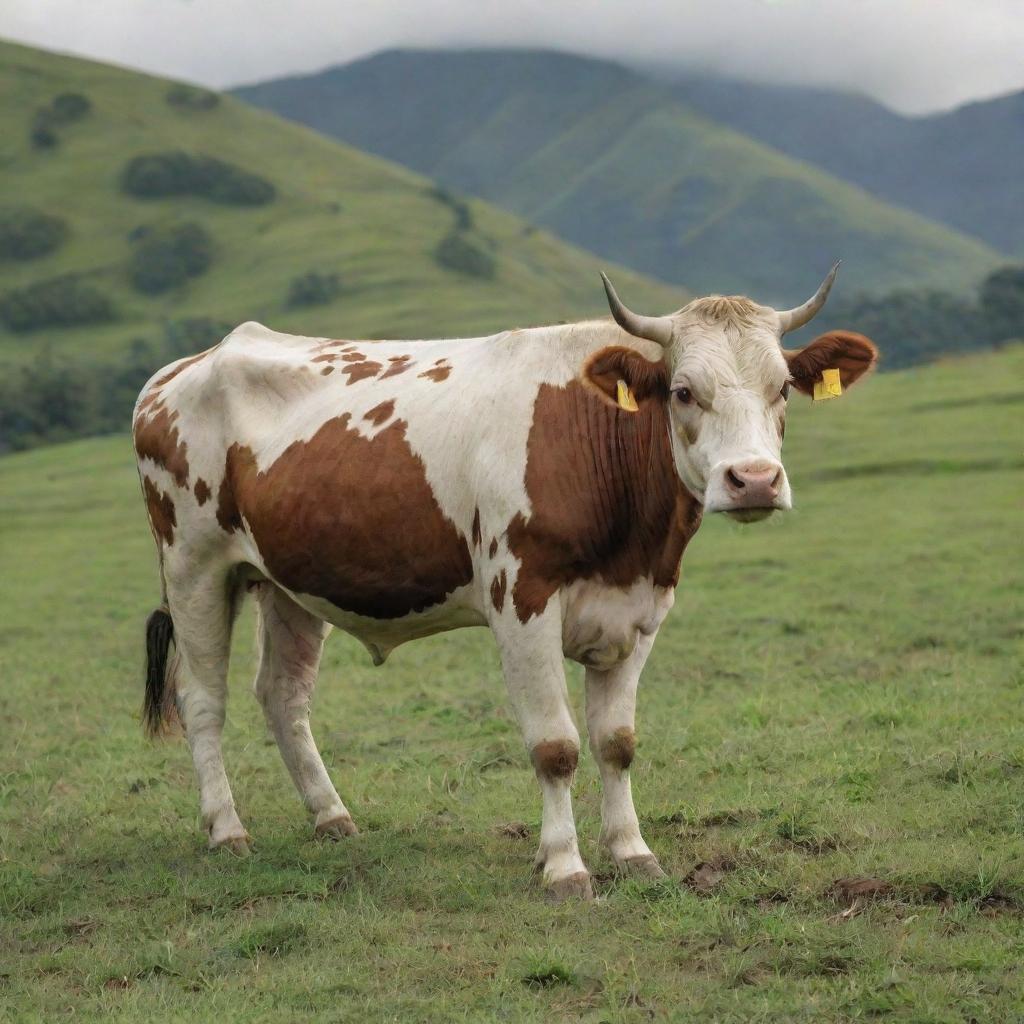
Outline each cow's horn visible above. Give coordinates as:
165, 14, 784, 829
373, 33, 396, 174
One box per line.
776, 262, 840, 335
601, 272, 673, 348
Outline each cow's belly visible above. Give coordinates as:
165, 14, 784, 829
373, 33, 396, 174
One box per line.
560, 577, 674, 669
275, 582, 486, 665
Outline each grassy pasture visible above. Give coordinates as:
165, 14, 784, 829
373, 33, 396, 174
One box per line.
1, 345, 1022, 1022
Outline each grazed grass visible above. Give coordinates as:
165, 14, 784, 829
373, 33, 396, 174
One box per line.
1, 345, 1022, 1021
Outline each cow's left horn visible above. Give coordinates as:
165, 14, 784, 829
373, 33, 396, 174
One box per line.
777, 261, 841, 335
601, 273, 673, 348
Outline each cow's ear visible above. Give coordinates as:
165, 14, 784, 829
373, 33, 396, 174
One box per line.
784, 330, 878, 398
582, 346, 669, 407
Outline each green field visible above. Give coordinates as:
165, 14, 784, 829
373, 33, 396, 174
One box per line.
0, 39, 684, 368
1, 345, 1022, 1022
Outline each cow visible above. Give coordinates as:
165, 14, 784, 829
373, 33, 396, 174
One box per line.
133, 265, 877, 900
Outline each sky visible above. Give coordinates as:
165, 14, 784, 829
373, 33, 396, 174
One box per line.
2, 0, 1023, 115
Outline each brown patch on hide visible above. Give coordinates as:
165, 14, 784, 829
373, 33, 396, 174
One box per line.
785, 330, 878, 396
507, 355, 702, 623
193, 477, 211, 506
134, 403, 190, 487
216, 415, 473, 618
488, 537, 499, 559
531, 740, 578, 780
600, 727, 636, 771
490, 569, 507, 613
381, 354, 413, 379
364, 400, 396, 426
420, 359, 451, 383
321, 366, 335, 376
216, 469, 242, 533
341, 352, 366, 363
343, 361, 382, 385
143, 477, 176, 545
312, 353, 337, 364
471, 508, 482, 547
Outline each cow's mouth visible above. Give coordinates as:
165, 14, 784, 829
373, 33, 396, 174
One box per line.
722, 507, 776, 524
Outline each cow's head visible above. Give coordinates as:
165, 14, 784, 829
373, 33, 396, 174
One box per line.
600, 265, 877, 521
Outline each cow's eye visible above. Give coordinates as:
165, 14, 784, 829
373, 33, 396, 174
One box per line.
674, 387, 693, 405
780, 381, 791, 401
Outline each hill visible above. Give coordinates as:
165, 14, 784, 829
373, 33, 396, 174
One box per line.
2, 344, 1022, 1019
0, 38, 685, 370
235, 48, 1002, 302
673, 75, 1024, 257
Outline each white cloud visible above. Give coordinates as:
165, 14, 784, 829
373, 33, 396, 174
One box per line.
2, 0, 1022, 114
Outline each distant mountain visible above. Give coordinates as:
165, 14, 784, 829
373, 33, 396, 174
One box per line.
0, 40, 685, 369
673, 75, 1024, 257
235, 48, 1001, 303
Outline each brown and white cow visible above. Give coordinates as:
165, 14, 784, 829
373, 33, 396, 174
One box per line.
134, 265, 877, 900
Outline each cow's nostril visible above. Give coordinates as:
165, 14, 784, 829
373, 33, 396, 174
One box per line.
770, 468, 783, 492
726, 468, 745, 490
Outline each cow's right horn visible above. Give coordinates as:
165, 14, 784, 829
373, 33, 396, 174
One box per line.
601, 273, 673, 348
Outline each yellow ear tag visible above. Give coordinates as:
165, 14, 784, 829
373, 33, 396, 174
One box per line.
813, 367, 843, 402
616, 379, 639, 412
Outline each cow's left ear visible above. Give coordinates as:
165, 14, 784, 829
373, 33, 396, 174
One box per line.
583, 346, 669, 407
784, 330, 878, 398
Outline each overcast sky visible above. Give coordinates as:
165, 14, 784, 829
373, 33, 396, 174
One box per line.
3, 0, 1023, 115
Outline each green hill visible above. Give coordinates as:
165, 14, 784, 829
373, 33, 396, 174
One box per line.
673, 74, 1024, 258
2, 344, 1021, 1020
235, 49, 1002, 303
0, 39, 686, 370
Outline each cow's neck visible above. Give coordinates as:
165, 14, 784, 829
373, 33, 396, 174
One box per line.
507, 372, 702, 623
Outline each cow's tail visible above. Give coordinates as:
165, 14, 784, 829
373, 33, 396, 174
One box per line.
143, 603, 178, 738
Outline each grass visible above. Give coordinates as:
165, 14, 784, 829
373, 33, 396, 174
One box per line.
0, 39, 685, 367
1, 344, 1022, 1021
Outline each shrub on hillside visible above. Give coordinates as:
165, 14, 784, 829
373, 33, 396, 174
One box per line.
0, 276, 115, 332
129, 222, 213, 294
0, 318, 232, 452
120, 152, 275, 206
434, 231, 496, 279
979, 266, 1024, 344
50, 93, 92, 123
28, 92, 92, 150
427, 185, 474, 231
286, 270, 341, 308
166, 84, 220, 111
0, 207, 69, 261
29, 115, 58, 150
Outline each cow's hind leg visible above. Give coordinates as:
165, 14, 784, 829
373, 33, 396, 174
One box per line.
585, 633, 665, 879
252, 584, 357, 840
165, 563, 249, 853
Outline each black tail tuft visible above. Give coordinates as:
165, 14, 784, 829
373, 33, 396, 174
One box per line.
143, 607, 175, 737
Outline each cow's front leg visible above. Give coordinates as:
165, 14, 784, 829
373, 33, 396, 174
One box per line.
494, 609, 592, 901
585, 633, 666, 879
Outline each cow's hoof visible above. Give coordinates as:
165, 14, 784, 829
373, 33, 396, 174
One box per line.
315, 815, 359, 841
619, 854, 667, 880
546, 871, 595, 903
211, 834, 251, 857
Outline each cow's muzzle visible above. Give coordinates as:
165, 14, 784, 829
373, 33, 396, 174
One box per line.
705, 459, 789, 522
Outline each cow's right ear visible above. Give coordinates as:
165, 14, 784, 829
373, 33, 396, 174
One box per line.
784, 330, 878, 398
582, 346, 669, 408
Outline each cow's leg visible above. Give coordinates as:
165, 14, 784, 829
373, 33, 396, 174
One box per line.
585, 633, 665, 878
494, 610, 592, 901
252, 584, 357, 840
165, 563, 248, 853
